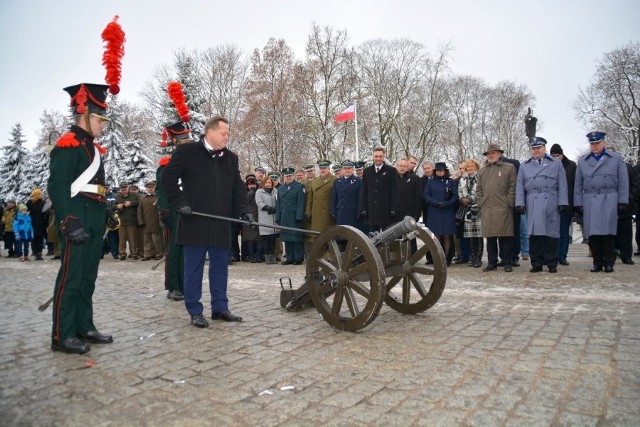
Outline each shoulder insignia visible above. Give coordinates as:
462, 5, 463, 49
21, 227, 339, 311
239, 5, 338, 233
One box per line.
56, 132, 79, 148
94, 142, 107, 154
159, 156, 171, 166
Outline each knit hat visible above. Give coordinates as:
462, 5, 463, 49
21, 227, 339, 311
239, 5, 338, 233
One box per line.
18, 203, 27, 212
31, 188, 42, 198
549, 144, 563, 155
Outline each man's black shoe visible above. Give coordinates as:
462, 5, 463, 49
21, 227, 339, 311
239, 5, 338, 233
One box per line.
281, 260, 293, 265
511, 260, 520, 267
77, 330, 113, 344
167, 290, 185, 301
293, 260, 303, 265
530, 266, 543, 272
191, 314, 209, 328
548, 266, 558, 273
590, 265, 603, 273
504, 264, 513, 272
621, 258, 635, 265
52, 337, 90, 354
496, 261, 505, 267
634, 251, 640, 256
559, 259, 569, 266
482, 265, 497, 272
212, 310, 243, 322
604, 265, 614, 273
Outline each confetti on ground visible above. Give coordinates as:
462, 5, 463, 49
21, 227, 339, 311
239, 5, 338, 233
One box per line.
84, 360, 96, 368
280, 385, 295, 391
258, 389, 274, 396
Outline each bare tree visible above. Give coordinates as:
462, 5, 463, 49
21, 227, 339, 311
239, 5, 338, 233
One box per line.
242, 38, 305, 172
575, 42, 640, 161
36, 110, 71, 149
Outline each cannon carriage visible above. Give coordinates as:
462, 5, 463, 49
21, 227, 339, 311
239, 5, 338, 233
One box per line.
280, 216, 447, 332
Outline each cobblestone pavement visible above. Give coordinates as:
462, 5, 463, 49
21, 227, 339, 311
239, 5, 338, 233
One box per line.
1, 232, 639, 426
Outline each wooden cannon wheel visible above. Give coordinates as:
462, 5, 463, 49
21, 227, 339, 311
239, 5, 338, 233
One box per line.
383, 226, 447, 314
306, 225, 386, 332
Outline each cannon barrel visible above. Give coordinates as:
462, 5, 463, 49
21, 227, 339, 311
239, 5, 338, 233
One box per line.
371, 216, 418, 246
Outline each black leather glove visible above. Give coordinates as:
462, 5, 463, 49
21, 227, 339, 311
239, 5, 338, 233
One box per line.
241, 213, 254, 223
178, 206, 192, 216
261, 205, 270, 211
516, 206, 526, 214
268, 206, 276, 215
557, 205, 568, 215
618, 203, 627, 214
67, 227, 90, 245
357, 211, 367, 220
575, 206, 582, 215
390, 211, 397, 219
305, 214, 312, 223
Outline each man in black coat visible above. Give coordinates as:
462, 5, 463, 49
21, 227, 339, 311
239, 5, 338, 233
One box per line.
358, 147, 399, 232
550, 143, 577, 265
634, 163, 640, 256
162, 116, 251, 328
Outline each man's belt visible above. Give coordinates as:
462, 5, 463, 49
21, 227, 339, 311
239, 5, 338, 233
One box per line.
79, 184, 106, 196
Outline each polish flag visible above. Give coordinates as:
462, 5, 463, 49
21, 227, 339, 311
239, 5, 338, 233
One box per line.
335, 104, 355, 122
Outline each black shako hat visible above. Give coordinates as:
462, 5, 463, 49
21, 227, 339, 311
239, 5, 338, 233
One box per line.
64, 83, 110, 119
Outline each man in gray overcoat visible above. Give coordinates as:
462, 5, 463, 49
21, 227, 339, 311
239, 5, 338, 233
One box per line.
574, 131, 629, 273
516, 137, 568, 273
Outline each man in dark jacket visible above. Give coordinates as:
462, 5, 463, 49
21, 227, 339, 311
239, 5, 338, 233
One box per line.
633, 163, 640, 256
359, 146, 399, 232
549, 143, 577, 265
162, 116, 251, 328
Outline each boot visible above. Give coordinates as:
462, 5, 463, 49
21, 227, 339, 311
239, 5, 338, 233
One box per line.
266, 254, 276, 264
36, 253, 43, 261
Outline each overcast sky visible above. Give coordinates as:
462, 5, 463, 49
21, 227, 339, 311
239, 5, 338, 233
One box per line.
1, 0, 638, 159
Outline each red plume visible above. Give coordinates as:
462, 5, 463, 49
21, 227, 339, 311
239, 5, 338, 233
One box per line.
101, 15, 126, 95
167, 81, 190, 122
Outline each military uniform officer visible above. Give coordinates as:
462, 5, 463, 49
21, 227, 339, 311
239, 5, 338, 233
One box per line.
138, 181, 163, 261
354, 161, 365, 178
156, 121, 193, 301
48, 83, 116, 354
574, 131, 629, 272
332, 163, 342, 178
515, 137, 568, 273
305, 160, 336, 240
330, 160, 361, 228
276, 167, 306, 264
114, 182, 140, 259
302, 164, 316, 257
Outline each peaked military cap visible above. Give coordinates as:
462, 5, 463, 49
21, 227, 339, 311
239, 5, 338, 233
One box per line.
317, 160, 331, 167
587, 131, 606, 142
354, 161, 366, 170
530, 136, 547, 147
303, 164, 315, 171
281, 167, 295, 176
342, 160, 355, 167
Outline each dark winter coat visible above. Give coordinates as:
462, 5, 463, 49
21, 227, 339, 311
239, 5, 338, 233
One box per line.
560, 155, 577, 209
275, 180, 306, 242
359, 163, 400, 228
26, 198, 48, 237
423, 176, 459, 235
330, 175, 361, 228
397, 172, 423, 220
574, 149, 629, 237
241, 189, 260, 241
516, 155, 568, 238
161, 139, 250, 247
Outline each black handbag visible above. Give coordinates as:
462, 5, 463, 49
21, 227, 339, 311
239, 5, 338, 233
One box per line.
455, 205, 467, 223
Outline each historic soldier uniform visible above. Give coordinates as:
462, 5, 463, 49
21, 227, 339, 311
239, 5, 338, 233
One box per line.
330, 161, 361, 229
276, 167, 306, 264
48, 83, 116, 354
305, 160, 336, 239
156, 120, 194, 301
515, 137, 568, 273
574, 131, 629, 272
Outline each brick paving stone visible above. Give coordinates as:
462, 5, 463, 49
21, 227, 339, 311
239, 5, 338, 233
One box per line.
1, 227, 640, 425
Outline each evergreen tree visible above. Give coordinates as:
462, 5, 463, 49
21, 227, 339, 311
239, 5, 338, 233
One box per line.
100, 96, 128, 186
25, 147, 50, 194
0, 123, 30, 202
120, 128, 155, 187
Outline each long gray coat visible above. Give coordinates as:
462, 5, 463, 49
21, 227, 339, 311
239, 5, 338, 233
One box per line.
476, 159, 516, 237
516, 154, 568, 238
574, 149, 629, 237
255, 188, 277, 236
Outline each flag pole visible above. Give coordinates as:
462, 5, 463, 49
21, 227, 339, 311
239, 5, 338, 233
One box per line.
354, 102, 359, 160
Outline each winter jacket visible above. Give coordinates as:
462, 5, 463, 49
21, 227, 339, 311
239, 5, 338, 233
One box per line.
255, 188, 278, 236
423, 176, 459, 235
2, 206, 17, 232
359, 163, 400, 228
13, 212, 34, 241
516, 155, 568, 238
476, 159, 516, 237
330, 175, 362, 228
26, 198, 48, 237
305, 174, 336, 233
137, 192, 161, 233
241, 189, 260, 241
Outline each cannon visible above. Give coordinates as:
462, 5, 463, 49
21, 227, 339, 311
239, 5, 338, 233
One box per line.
280, 216, 447, 332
